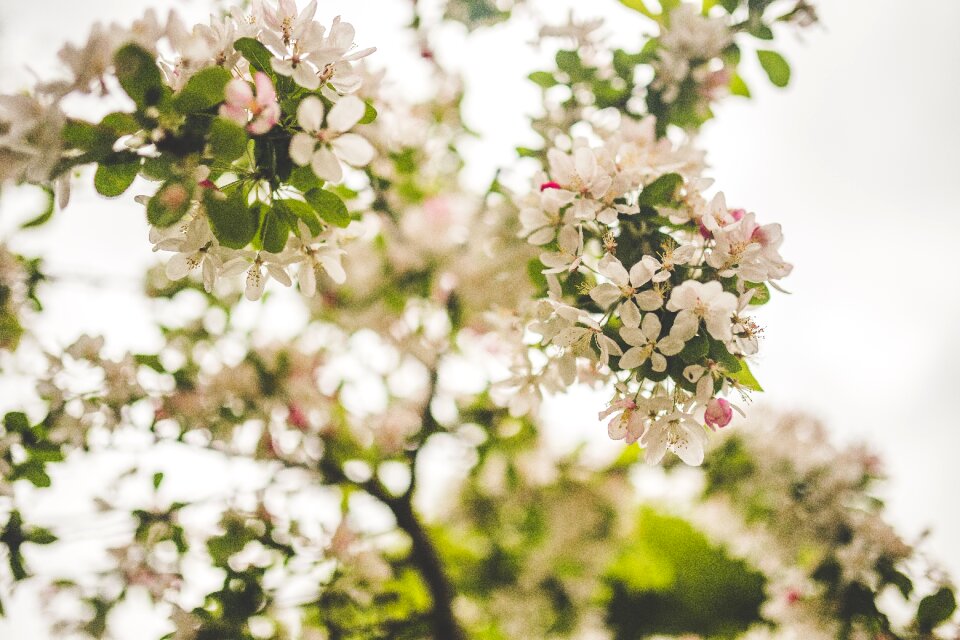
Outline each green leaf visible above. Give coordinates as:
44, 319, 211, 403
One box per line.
556, 50, 590, 82
258, 207, 290, 253
208, 117, 248, 162
4, 412, 30, 434
25, 528, 57, 545
152, 472, 164, 490
744, 282, 770, 305
288, 166, 323, 193
729, 72, 751, 98
619, 0, 656, 18
304, 188, 350, 228
114, 43, 165, 109
276, 199, 321, 236
147, 181, 192, 227
679, 331, 708, 364
720, 0, 739, 11
172, 66, 232, 113
526, 258, 548, 294
918, 587, 957, 633
757, 50, 791, 88
94, 160, 140, 197
359, 101, 378, 125
729, 361, 763, 392
20, 187, 55, 229
638, 173, 683, 207
205, 188, 258, 249
708, 337, 741, 373
528, 71, 557, 89
101, 112, 140, 136
134, 354, 165, 372
233, 37, 273, 74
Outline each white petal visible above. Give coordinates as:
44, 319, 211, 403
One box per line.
297, 96, 325, 133
332, 133, 374, 166
299, 263, 317, 296
311, 146, 343, 182
293, 63, 320, 90
327, 95, 365, 132
589, 283, 621, 309
319, 255, 346, 284
620, 301, 641, 328
289, 133, 317, 166
641, 313, 662, 340
618, 347, 648, 370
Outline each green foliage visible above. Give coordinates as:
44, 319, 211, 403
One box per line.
147, 180, 192, 227
528, 71, 558, 89
172, 66, 232, 114
94, 158, 140, 197
205, 188, 258, 249
918, 587, 957, 633
208, 117, 248, 162
304, 188, 350, 228
113, 43, 166, 109
604, 509, 765, 639
637, 173, 683, 207
233, 37, 273, 74
729, 360, 764, 391
359, 101, 378, 125
19, 186, 55, 229
275, 199, 321, 236
757, 50, 791, 88
256, 206, 289, 253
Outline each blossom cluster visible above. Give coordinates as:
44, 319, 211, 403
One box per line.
501, 113, 791, 465
0, 1, 380, 301
682, 413, 957, 639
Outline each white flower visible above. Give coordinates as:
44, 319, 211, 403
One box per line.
599, 398, 645, 443
289, 95, 375, 182
311, 17, 376, 95
618, 312, 691, 372
283, 221, 347, 296
553, 319, 623, 368
641, 408, 708, 465
259, 0, 318, 46
540, 224, 583, 274
666, 279, 737, 342
547, 146, 611, 199
242, 251, 293, 301
708, 211, 792, 282
519, 186, 574, 246
589, 254, 663, 311
659, 4, 732, 61
158, 215, 223, 292
0, 95, 64, 183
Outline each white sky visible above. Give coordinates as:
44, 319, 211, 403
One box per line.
1, 0, 959, 634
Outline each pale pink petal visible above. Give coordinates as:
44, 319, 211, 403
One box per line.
253, 72, 276, 105
224, 78, 253, 106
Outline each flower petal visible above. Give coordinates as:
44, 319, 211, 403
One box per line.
289, 133, 317, 166
311, 146, 343, 182
332, 133, 374, 166
297, 96, 325, 133
327, 95, 365, 132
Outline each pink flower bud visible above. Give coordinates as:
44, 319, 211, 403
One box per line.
704, 398, 733, 430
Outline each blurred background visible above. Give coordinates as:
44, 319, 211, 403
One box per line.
0, 0, 958, 633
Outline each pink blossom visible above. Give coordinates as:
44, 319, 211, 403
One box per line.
704, 397, 733, 430
219, 72, 280, 135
